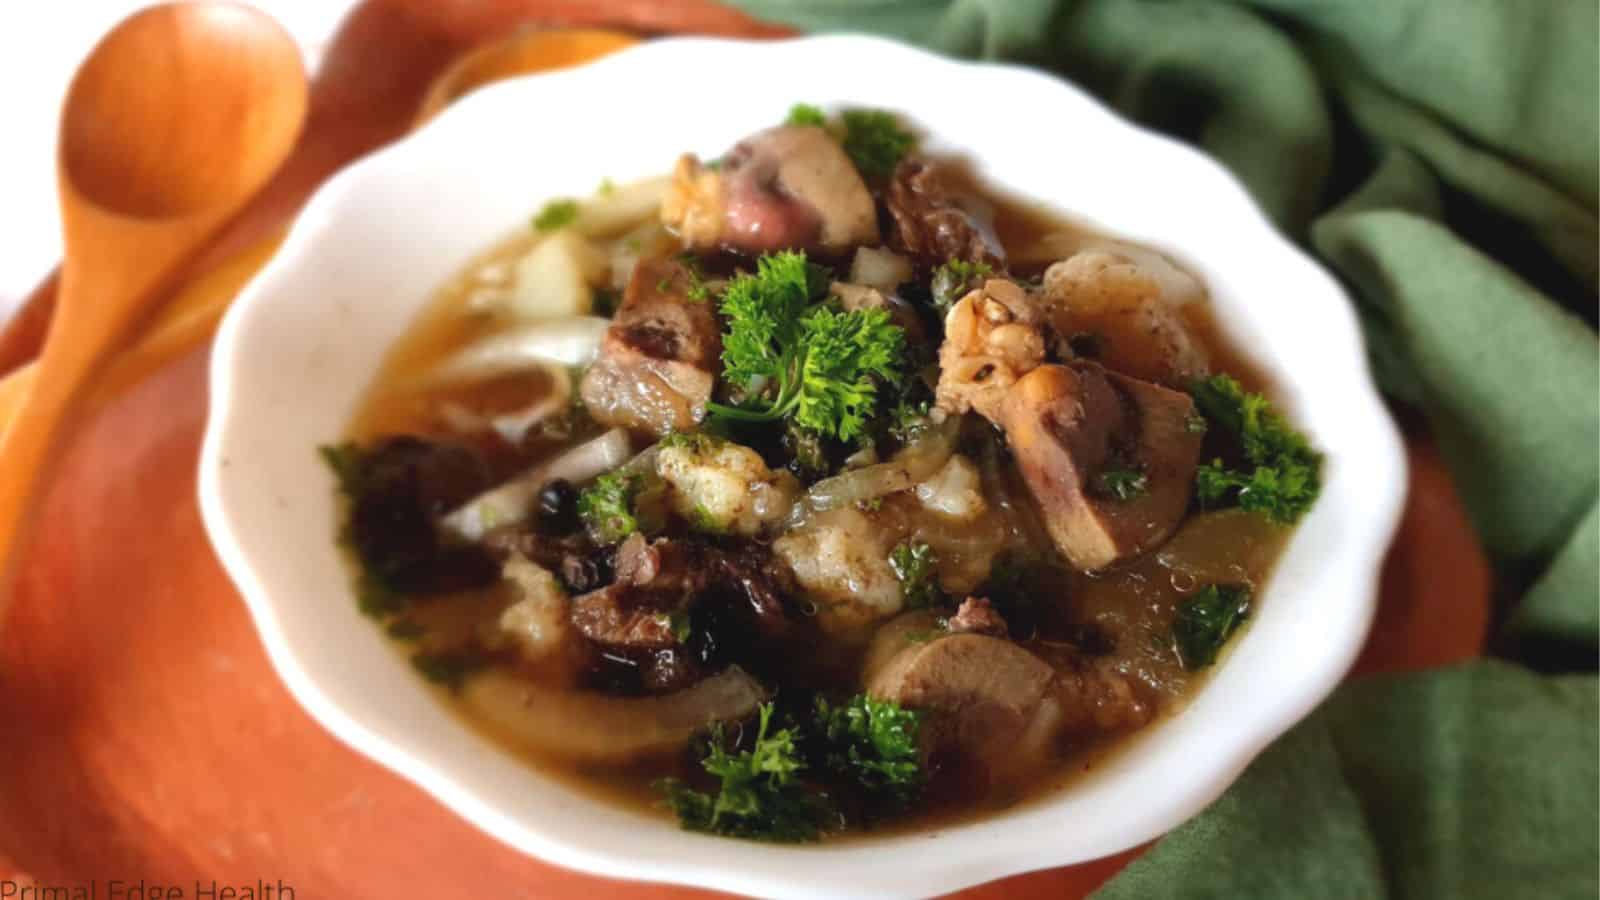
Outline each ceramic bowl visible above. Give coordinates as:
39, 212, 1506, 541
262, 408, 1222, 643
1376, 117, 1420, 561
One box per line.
200, 34, 1407, 900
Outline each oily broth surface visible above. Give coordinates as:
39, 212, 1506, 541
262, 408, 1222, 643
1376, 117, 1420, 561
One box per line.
344, 175, 1287, 834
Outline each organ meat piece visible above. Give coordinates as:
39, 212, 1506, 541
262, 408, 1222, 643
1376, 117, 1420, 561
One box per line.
867, 629, 1062, 783
864, 612, 1160, 789
579, 257, 722, 437
661, 125, 878, 255
885, 159, 1006, 267
569, 534, 796, 651
998, 363, 1203, 570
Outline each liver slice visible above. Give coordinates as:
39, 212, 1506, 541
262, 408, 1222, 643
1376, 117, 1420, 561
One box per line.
999, 362, 1203, 570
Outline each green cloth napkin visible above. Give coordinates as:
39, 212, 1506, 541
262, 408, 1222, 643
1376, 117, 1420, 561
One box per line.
723, 1, 1599, 895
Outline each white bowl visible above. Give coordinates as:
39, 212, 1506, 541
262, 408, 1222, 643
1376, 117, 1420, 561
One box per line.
199, 34, 1406, 900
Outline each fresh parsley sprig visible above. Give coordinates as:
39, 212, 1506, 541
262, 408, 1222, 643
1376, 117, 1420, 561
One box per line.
1190, 374, 1322, 524
657, 704, 833, 842
1172, 584, 1252, 670
708, 251, 907, 443
814, 694, 924, 809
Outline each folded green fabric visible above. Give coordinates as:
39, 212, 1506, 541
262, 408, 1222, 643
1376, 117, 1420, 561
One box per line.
724, 1, 1599, 895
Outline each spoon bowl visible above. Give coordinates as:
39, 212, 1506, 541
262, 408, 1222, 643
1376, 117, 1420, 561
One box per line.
60, 3, 307, 218
0, 1, 307, 587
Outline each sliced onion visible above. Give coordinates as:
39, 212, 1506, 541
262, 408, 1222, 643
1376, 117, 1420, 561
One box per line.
572, 176, 670, 238
487, 366, 572, 444
426, 318, 609, 385
791, 416, 959, 525
848, 246, 913, 293
435, 365, 574, 445
442, 428, 632, 541
461, 665, 766, 764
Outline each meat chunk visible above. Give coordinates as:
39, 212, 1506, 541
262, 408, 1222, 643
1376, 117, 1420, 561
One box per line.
884, 159, 1005, 267
569, 533, 705, 650
998, 363, 1203, 570
569, 534, 796, 651
866, 629, 1062, 782
935, 278, 1048, 420
1038, 249, 1209, 386
946, 596, 1007, 637
481, 526, 605, 594
579, 258, 722, 437
338, 436, 499, 596
662, 126, 878, 255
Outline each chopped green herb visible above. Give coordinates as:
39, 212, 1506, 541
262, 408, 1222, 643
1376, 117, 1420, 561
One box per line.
708, 251, 907, 442
659, 430, 722, 454
890, 541, 942, 609
657, 704, 832, 842
577, 470, 654, 544
1095, 466, 1149, 501
929, 258, 993, 316
839, 109, 916, 180
597, 177, 616, 196
1185, 411, 1210, 434
814, 694, 924, 808
785, 103, 827, 127
321, 443, 403, 619
319, 443, 368, 496
675, 252, 713, 302
355, 569, 403, 618
1190, 375, 1322, 524
411, 649, 487, 691
669, 610, 694, 644
532, 199, 579, 231
1172, 584, 1252, 670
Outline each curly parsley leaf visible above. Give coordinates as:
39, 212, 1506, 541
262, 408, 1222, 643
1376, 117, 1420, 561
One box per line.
1190, 374, 1322, 524
814, 693, 924, 808
890, 541, 943, 609
658, 704, 833, 842
576, 470, 659, 545
839, 109, 916, 180
1172, 584, 1252, 670
710, 251, 906, 442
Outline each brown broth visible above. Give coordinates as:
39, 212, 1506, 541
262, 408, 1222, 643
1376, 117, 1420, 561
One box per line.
344, 159, 1291, 839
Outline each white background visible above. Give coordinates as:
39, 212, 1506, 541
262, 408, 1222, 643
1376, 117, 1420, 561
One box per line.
0, 1, 349, 323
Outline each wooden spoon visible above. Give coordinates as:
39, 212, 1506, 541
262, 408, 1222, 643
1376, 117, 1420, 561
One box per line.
0, 2, 307, 576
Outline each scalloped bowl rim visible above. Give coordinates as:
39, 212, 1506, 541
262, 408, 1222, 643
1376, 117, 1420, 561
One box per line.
199, 34, 1407, 900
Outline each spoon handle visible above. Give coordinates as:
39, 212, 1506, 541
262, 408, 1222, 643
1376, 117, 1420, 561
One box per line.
0, 211, 209, 578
